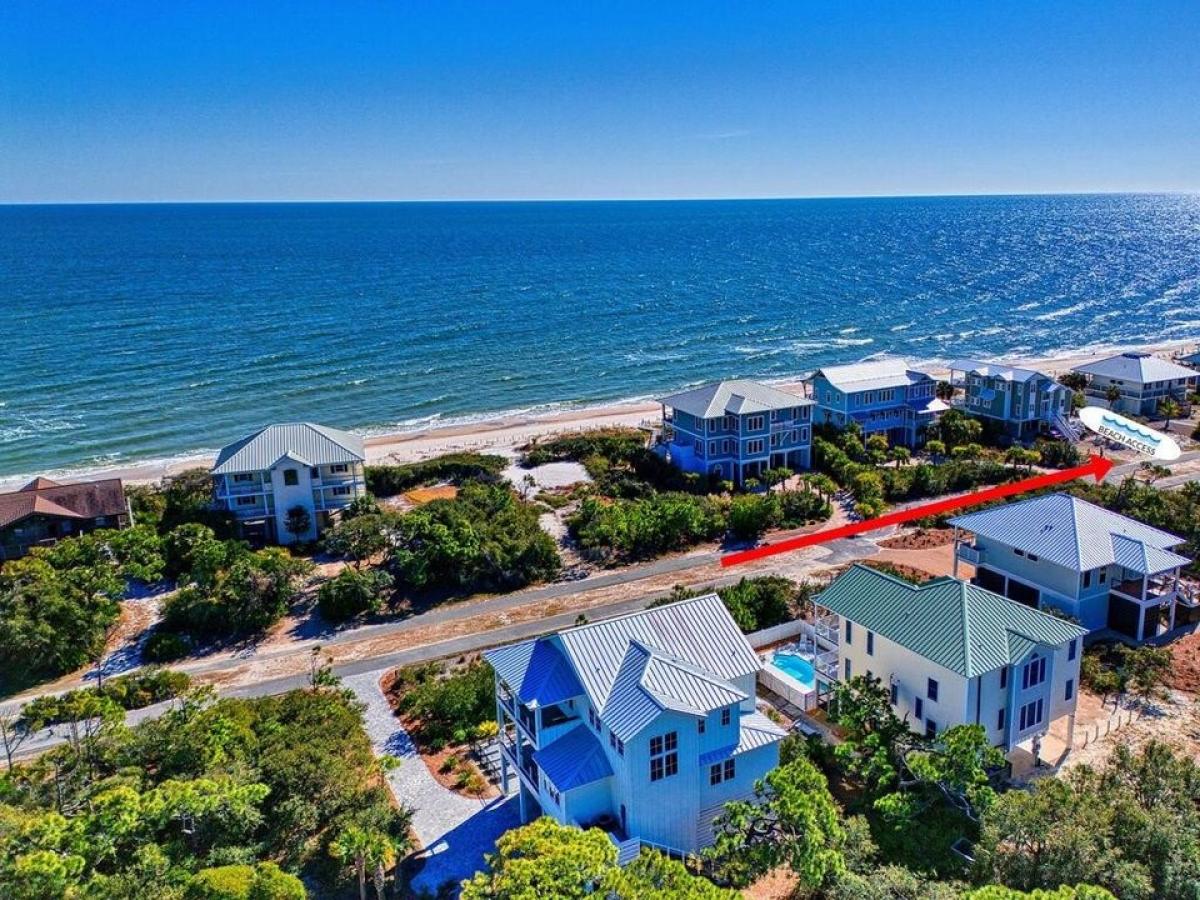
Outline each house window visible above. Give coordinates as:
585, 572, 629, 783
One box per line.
1099, 569, 1107, 584
747, 439, 765, 454
332, 486, 351, 496
1014, 548, 1026, 557
845, 621, 853, 645
330, 463, 348, 474
1022, 657, 1047, 690
890, 683, 898, 705
1065, 679, 1074, 702
915, 697, 923, 720
997, 708, 1005, 731
709, 763, 722, 786
1068, 640, 1077, 661
1018, 699, 1044, 731
721, 707, 731, 727
925, 720, 937, 739
710, 441, 717, 454
234, 473, 254, 483
698, 719, 706, 735
866, 631, 874, 656
1000, 666, 1008, 689
1028, 553, 1039, 562
283, 469, 299, 486
724, 759, 735, 781
844, 658, 852, 679
747, 416, 764, 430
236, 495, 257, 506
927, 678, 939, 702
1082, 571, 1092, 588
649, 731, 678, 782
723, 440, 731, 453
311, 467, 320, 479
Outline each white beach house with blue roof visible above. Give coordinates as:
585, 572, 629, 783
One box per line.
947, 359, 1076, 440
212, 422, 367, 544
658, 379, 814, 485
950, 493, 1194, 641
816, 564, 1086, 755
484, 594, 785, 858
807, 359, 946, 447
1071, 351, 1197, 416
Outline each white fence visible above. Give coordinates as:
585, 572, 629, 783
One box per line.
759, 664, 818, 712
747, 619, 811, 649
1072, 705, 1141, 749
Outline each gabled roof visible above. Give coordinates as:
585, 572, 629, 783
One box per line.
658, 380, 811, 419
698, 712, 787, 766
212, 423, 365, 475
816, 565, 1086, 678
602, 640, 748, 741
484, 594, 762, 740
0, 477, 127, 530
532, 724, 614, 792
486, 639, 584, 709
811, 359, 934, 393
1180, 350, 1200, 368
948, 493, 1188, 573
558, 594, 762, 710
1072, 351, 1197, 384
949, 359, 1059, 385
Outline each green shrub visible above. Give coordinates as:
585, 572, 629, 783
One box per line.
317, 567, 394, 622
186, 862, 306, 900
391, 481, 560, 592
390, 660, 496, 744
569, 492, 726, 562
143, 630, 192, 662
364, 453, 506, 497
19, 668, 192, 726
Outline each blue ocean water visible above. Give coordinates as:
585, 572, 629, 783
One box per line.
1, 194, 1199, 480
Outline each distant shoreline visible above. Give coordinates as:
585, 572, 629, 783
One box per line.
3, 338, 1194, 491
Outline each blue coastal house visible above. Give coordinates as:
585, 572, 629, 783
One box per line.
807, 359, 945, 447
658, 380, 813, 484
484, 595, 786, 858
1071, 351, 1197, 417
947, 359, 1076, 440
949, 493, 1195, 641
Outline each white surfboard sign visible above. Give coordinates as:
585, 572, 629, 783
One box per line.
1077, 406, 1181, 461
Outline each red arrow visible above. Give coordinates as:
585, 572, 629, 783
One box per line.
722, 454, 1114, 568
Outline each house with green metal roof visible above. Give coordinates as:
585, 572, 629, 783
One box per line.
815, 564, 1086, 756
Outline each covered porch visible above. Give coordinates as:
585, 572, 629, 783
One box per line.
1107, 538, 1193, 641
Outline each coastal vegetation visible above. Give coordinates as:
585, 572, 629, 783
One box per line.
386, 659, 495, 750
364, 452, 506, 497
18, 668, 191, 727
651, 576, 811, 634
0, 683, 410, 898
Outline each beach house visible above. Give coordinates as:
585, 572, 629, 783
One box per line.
484, 594, 786, 858
1071, 351, 1197, 416
0, 477, 131, 561
658, 380, 813, 484
211, 423, 367, 545
949, 493, 1195, 641
946, 359, 1076, 440
806, 359, 945, 447
815, 564, 1086, 754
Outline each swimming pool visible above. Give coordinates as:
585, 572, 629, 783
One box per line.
769, 650, 817, 691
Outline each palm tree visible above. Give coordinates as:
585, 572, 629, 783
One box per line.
1159, 397, 1182, 429
889, 447, 911, 468
331, 826, 373, 900
1105, 383, 1122, 407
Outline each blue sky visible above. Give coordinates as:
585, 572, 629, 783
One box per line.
2, 1, 1198, 202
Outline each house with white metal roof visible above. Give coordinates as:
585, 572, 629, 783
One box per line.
949, 493, 1195, 640
946, 359, 1077, 440
1071, 351, 1197, 416
657, 379, 814, 485
806, 359, 945, 447
483, 594, 785, 858
211, 422, 367, 544
816, 564, 1086, 756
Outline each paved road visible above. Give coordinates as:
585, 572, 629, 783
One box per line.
1104, 449, 1200, 484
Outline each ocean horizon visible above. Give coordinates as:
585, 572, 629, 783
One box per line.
3, 193, 1199, 481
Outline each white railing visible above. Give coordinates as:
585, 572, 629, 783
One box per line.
956, 543, 983, 566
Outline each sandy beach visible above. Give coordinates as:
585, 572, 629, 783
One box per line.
4, 339, 1196, 491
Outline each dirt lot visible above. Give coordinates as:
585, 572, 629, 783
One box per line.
877, 527, 955, 551
1062, 688, 1200, 771
403, 484, 459, 505
1167, 630, 1200, 694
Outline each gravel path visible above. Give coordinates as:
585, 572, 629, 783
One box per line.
342, 671, 519, 897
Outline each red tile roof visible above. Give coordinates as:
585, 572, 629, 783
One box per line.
0, 477, 128, 530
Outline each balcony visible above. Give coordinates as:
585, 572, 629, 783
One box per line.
814, 612, 839, 646
955, 543, 984, 566
1113, 575, 1180, 605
